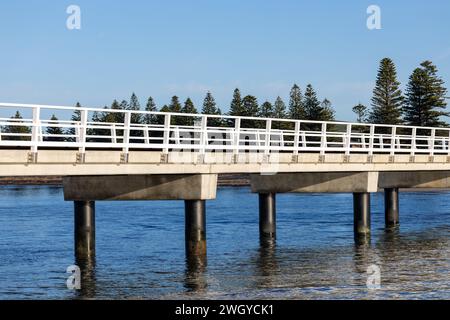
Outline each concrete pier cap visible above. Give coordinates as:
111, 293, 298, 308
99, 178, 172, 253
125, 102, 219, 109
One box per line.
379, 171, 450, 188
250, 172, 379, 193
63, 174, 218, 201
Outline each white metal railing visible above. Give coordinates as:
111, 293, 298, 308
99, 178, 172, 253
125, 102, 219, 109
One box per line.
1, 102, 450, 157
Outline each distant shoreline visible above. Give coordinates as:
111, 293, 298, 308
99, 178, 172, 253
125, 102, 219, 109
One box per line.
2, 175, 450, 192
0, 174, 251, 187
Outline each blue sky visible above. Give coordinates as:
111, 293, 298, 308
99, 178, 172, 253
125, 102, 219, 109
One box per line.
1, 0, 449, 120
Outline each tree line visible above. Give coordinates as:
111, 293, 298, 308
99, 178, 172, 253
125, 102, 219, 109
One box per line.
352, 58, 448, 128
2, 58, 447, 142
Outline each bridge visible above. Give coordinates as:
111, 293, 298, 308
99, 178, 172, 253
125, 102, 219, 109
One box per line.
1, 102, 450, 263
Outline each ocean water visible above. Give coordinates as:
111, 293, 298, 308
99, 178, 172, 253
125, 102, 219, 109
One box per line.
0, 185, 448, 299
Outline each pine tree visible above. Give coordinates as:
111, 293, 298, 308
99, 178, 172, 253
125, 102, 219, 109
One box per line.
182, 97, 197, 114
108, 99, 124, 123
229, 88, 244, 116
46, 114, 65, 142
143, 97, 158, 125
168, 96, 182, 113
319, 98, 335, 121
180, 98, 198, 125
119, 100, 128, 112
157, 104, 170, 125
352, 103, 368, 123
67, 102, 82, 142
259, 101, 274, 118
240, 95, 259, 127
128, 92, 142, 124
369, 58, 404, 125
168, 96, 183, 125
273, 96, 287, 119
303, 84, 335, 130
273, 96, 287, 129
304, 84, 322, 121
2, 111, 31, 141
91, 106, 112, 142
202, 92, 222, 127
289, 84, 306, 120
404, 61, 448, 127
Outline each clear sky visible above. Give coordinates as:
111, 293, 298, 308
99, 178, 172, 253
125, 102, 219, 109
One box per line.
1, 0, 449, 121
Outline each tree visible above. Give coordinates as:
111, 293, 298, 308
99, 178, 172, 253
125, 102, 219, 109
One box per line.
143, 96, 158, 125
289, 84, 306, 120
90, 106, 112, 142
352, 103, 368, 123
108, 99, 124, 123
202, 92, 222, 127
259, 101, 274, 118
241, 95, 259, 127
180, 98, 198, 125
45, 114, 65, 142
272, 96, 288, 129
67, 102, 82, 142
128, 92, 142, 124
2, 111, 31, 141
168, 96, 183, 125
319, 98, 335, 122
229, 88, 244, 116
304, 84, 322, 121
404, 61, 448, 127
168, 96, 182, 113
157, 104, 170, 125
369, 58, 404, 125
303, 84, 335, 130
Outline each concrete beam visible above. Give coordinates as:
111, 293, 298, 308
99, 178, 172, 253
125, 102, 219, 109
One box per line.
3, 150, 450, 176
63, 174, 217, 201
250, 172, 379, 193
379, 171, 450, 188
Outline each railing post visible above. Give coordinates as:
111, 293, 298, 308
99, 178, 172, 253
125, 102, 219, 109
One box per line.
429, 128, 436, 156
144, 126, 150, 144
121, 111, 131, 163
448, 129, 450, 153
368, 125, 375, 156
411, 127, 417, 156
76, 109, 88, 163
320, 123, 327, 155
29, 106, 41, 163
390, 126, 397, 155
198, 116, 207, 163
264, 119, 272, 158
233, 118, 241, 161
111, 124, 117, 144
345, 123, 352, 155
161, 113, 171, 162
293, 121, 300, 156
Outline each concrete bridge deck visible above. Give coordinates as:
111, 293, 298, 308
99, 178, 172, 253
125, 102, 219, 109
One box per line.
1, 150, 450, 176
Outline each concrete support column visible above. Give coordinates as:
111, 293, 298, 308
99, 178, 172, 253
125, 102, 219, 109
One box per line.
259, 193, 276, 238
384, 187, 399, 227
185, 200, 206, 259
74, 201, 95, 258
353, 192, 371, 236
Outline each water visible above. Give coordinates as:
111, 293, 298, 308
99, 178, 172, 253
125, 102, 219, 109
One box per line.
0, 185, 448, 300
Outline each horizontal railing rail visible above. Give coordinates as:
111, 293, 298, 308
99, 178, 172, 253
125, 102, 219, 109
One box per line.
1, 102, 450, 158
